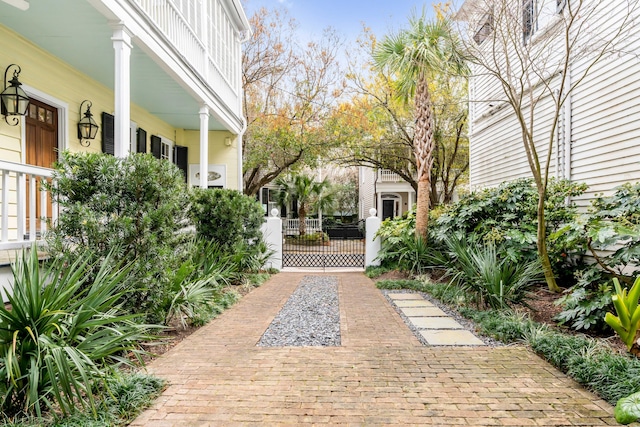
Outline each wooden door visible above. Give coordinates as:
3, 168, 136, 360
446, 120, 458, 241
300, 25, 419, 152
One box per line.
25, 98, 58, 233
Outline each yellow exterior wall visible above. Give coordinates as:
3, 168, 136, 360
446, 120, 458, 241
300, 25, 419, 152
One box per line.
0, 24, 178, 159
183, 130, 240, 191
0, 24, 240, 244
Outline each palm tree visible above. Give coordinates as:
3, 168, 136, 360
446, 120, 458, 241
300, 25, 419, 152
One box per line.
275, 173, 333, 235
373, 11, 466, 239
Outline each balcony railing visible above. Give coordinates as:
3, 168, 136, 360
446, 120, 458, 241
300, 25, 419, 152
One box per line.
0, 161, 55, 250
134, 0, 240, 108
379, 169, 403, 182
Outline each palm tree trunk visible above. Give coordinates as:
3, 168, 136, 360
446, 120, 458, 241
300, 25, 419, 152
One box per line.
299, 205, 307, 236
414, 76, 435, 239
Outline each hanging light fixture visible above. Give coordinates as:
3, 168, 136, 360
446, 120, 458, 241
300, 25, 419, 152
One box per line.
1, 64, 30, 126
77, 100, 99, 146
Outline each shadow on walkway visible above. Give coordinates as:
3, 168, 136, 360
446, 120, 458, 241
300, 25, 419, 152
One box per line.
131, 272, 615, 426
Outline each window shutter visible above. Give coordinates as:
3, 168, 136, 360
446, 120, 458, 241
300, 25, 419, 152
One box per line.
150, 135, 162, 159
137, 128, 147, 153
174, 145, 188, 183
101, 112, 115, 156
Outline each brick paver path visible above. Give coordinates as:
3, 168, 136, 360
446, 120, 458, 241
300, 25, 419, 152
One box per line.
131, 272, 616, 426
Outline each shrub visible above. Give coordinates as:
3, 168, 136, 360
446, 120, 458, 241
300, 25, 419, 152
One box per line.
190, 188, 264, 252
554, 273, 613, 333
46, 152, 191, 322
0, 248, 153, 418
433, 178, 587, 282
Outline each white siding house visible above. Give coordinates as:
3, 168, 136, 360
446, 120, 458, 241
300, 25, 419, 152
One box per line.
457, 0, 640, 209
359, 167, 415, 221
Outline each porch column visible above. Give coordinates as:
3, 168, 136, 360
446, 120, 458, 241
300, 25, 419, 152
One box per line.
376, 192, 382, 219
199, 105, 210, 189
408, 191, 414, 212
111, 23, 132, 158
237, 131, 243, 191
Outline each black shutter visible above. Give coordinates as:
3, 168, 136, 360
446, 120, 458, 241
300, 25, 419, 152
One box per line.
137, 128, 147, 153
150, 135, 162, 159
174, 145, 188, 183
101, 112, 115, 155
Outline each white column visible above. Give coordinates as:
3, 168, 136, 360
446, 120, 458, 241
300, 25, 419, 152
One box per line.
365, 208, 381, 267
111, 23, 132, 158
260, 208, 282, 270
376, 192, 382, 219
237, 131, 243, 191
199, 105, 210, 189
408, 191, 414, 212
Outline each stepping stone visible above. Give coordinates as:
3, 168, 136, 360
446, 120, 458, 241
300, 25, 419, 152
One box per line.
419, 330, 486, 346
410, 316, 464, 329
387, 293, 424, 300
400, 306, 447, 317
394, 299, 434, 308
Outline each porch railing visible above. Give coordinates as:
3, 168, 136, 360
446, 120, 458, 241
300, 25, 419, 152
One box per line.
283, 218, 322, 235
0, 161, 55, 250
134, 0, 240, 108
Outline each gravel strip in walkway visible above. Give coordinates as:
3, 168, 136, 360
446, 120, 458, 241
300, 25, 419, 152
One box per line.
258, 275, 340, 347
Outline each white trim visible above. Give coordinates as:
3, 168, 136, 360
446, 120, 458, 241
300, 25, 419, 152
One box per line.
129, 120, 138, 153
20, 85, 69, 164
158, 134, 174, 160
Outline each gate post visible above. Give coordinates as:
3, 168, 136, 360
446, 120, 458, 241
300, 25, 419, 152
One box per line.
261, 208, 282, 270
365, 208, 381, 267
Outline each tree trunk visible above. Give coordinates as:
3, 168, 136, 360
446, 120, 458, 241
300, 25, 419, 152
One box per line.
416, 178, 431, 239
537, 189, 561, 293
299, 205, 307, 236
413, 76, 435, 240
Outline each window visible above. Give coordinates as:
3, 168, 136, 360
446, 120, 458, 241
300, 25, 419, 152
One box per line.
474, 13, 494, 45
523, 0, 536, 43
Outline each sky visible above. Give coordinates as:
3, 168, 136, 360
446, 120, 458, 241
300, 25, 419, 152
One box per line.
242, 0, 439, 44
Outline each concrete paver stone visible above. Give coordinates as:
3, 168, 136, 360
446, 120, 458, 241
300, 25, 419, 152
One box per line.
387, 293, 425, 300
409, 316, 465, 329
393, 299, 435, 307
130, 272, 617, 426
400, 306, 448, 317
420, 329, 486, 346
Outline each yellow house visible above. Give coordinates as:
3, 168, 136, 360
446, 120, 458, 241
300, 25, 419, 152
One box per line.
0, 0, 250, 251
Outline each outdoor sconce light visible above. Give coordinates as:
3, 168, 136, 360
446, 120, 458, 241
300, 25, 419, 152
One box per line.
1, 64, 30, 126
225, 137, 232, 146
77, 100, 99, 146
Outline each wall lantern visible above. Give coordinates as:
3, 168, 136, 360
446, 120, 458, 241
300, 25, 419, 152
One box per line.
225, 137, 232, 146
1, 64, 30, 126
77, 100, 99, 146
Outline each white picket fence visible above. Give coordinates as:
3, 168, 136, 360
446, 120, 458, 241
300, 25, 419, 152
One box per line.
282, 218, 322, 235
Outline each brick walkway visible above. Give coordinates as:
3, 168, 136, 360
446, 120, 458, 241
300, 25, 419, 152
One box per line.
131, 272, 616, 426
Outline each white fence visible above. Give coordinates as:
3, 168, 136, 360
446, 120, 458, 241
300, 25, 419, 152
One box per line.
0, 160, 55, 250
282, 218, 322, 235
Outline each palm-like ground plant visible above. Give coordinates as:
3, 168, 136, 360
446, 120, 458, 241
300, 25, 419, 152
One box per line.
0, 247, 154, 418
444, 235, 543, 309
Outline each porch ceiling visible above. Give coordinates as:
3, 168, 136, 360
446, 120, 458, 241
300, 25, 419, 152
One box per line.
0, 0, 228, 131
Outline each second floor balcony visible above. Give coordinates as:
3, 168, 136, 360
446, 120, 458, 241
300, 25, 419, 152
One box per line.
0, 0, 250, 134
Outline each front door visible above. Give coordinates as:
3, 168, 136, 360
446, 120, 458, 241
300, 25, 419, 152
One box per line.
382, 199, 395, 220
25, 98, 58, 232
